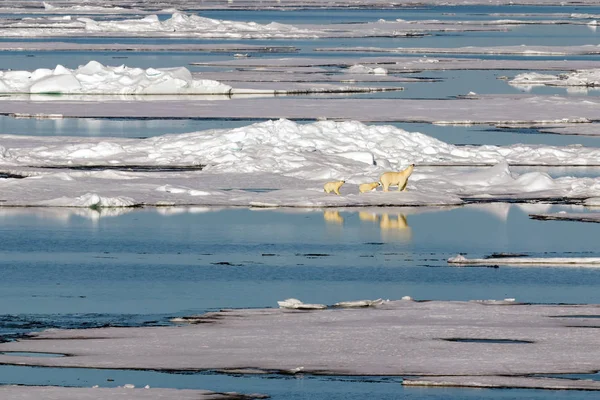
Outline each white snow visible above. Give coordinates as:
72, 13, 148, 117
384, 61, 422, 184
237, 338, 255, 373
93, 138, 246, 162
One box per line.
0, 62, 393, 97
277, 298, 327, 309
76, 13, 318, 38
1, 119, 600, 207
0, 61, 234, 95
448, 254, 600, 266
0, 12, 502, 39
510, 69, 600, 87
347, 64, 388, 75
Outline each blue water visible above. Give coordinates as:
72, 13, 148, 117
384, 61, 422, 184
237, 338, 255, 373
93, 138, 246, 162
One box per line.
2, 4, 600, 398
1, 205, 600, 396
1, 205, 599, 317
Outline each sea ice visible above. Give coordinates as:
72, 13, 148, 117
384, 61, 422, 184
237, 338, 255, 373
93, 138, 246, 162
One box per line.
510, 69, 600, 87
2, 300, 600, 391
277, 298, 327, 309
0, 61, 234, 95
529, 212, 600, 223
2, 94, 600, 125
1, 119, 600, 207
0, 12, 501, 39
448, 254, 600, 266
0, 386, 267, 399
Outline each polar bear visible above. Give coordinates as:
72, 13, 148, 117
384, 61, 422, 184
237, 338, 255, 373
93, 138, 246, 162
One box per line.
323, 180, 345, 195
380, 164, 415, 192
359, 181, 381, 194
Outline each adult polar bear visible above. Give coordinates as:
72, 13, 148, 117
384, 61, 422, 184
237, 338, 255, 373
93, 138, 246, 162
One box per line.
380, 164, 415, 192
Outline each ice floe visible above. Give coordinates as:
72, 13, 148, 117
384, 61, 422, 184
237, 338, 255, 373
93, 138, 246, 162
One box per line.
510, 69, 600, 88
317, 45, 600, 56
0, 42, 298, 53
0, 12, 502, 39
3, 300, 600, 390
448, 254, 600, 266
529, 212, 600, 223
0, 61, 393, 97
0, 385, 267, 400
402, 376, 600, 390
0, 61, 234, 95
277, 298, 327, 309
3, 94, 600, 124
195, 56, 600, 72
1, 119, 600, 207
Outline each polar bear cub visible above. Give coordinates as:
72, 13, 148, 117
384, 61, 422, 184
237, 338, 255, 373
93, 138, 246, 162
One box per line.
380, 164, 415, 192
359, 181, 381, 193
323, 180, 345, 195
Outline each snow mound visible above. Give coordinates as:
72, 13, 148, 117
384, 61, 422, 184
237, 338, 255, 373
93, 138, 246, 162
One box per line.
347, 64, 388, 75
0, 61, 232, 95
78, 12, 316, 38
41, 193, 138, 208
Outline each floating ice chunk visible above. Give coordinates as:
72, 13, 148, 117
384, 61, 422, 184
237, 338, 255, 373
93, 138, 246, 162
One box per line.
347, 64, 388, 75
277, 298, 327, 310
585, 197, 600, 206
0, 61, 233, 95
41, 193, 138, 208
511, 69, 600, 87
334, 299, 386, 308
122, 384, 135, 389
449, 255, 600, 266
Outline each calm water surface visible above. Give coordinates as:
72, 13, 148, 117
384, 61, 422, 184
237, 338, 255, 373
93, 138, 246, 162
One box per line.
1, 205, 600, 397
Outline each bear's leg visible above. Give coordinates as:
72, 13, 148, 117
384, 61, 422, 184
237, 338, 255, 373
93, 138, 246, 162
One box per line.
382, 182, 389, 192
399, 180, 408, 191
334, 187, 341, 195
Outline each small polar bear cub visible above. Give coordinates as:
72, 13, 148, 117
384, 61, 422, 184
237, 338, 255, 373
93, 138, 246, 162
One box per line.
359, 181, 381, 193
323, 180, 345, 195
380, 164, 415, 192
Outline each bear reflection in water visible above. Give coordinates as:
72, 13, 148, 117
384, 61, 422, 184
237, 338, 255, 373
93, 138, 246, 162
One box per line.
323, 210, 344, 224
360, 211, 412, 242
323, 211, 412, 242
